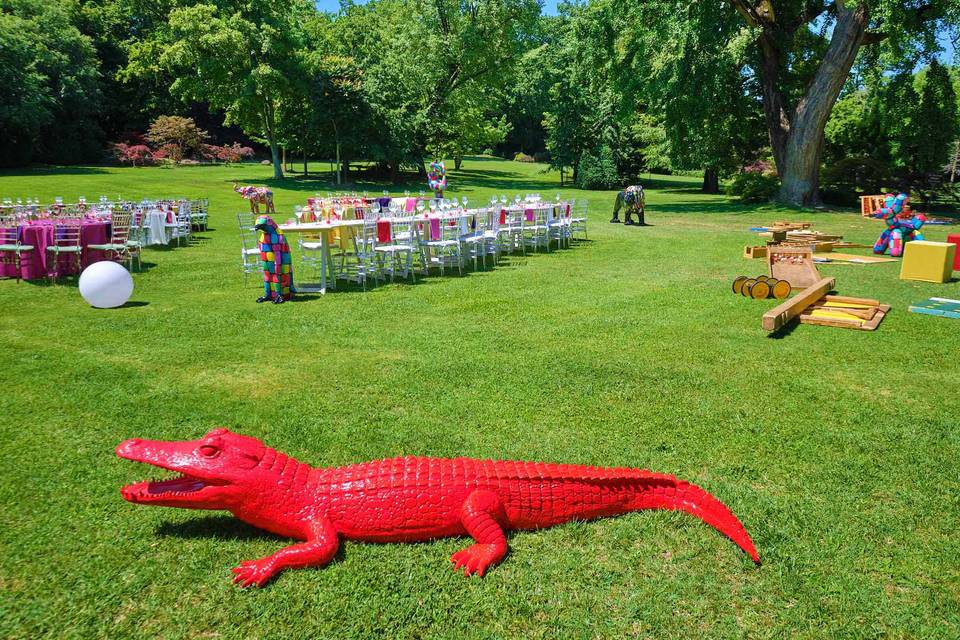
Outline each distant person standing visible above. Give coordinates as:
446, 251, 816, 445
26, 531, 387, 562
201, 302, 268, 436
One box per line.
610, 185, 647, 226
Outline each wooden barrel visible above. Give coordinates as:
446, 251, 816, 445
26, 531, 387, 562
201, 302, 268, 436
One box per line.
732, 276, 749, 295
771, 279, 792, 299
750, 280, 770, 299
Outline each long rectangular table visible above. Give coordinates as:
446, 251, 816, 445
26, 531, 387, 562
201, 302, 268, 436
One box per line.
279, 204, 570, 294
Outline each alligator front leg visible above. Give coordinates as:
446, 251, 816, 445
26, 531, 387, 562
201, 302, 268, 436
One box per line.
231, 518, 338, 588
450, 490, 508, 577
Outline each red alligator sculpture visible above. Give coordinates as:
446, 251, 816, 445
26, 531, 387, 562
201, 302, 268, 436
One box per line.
116, 429, 759, 587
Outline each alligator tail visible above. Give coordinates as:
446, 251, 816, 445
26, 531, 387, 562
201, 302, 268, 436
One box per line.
633, 478, 760, 563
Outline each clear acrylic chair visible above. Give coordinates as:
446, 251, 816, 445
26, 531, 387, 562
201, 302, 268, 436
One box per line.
570, 199, 588, 241
0, 217, 34, 282
237, 212, 260, 285
191, 198, 209, 231
87, 212, 132, 269
373, 219, 416, 282
420, 215, 463, 276
457, 211, 486, 271
46, 218, 83, 281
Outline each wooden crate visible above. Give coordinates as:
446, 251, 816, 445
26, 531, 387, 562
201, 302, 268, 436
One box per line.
860, 194, 885, 217
743, 245, 767, 259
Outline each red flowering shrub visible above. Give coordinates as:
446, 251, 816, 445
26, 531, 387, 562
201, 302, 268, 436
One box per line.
111, 133, 255, 166
112, 143, 154, 166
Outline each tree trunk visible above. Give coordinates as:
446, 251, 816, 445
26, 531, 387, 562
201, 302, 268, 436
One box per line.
341, 158, 349, 183
950, 139, 959, 183
702, 168, 720, 193
768, 4, 869, 206
454, 154, 463, 171
269, 140, 283, 180
335, 139, 342, 185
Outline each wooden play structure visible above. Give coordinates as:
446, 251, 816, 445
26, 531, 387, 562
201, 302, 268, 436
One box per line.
767, 246, 821, 288
762, 277, 889, 332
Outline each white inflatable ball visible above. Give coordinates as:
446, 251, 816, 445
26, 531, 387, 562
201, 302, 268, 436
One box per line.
78, 261, 134, 309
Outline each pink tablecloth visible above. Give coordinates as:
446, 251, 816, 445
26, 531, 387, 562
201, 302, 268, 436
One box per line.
0, 220, 109, 280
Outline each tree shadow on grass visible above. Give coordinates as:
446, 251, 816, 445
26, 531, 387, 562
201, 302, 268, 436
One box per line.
652, 201, 775, 215
19, 261, 158, 288
0, 165, 112, 178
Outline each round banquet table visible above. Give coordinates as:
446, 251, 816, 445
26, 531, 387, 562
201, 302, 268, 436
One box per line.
0, 219, 110, 280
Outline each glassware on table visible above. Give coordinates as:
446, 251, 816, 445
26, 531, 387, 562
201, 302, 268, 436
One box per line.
429, 199, 438, 213
419, 190, 425, 199
416, 201, 426, 215
461, 196, 468, 208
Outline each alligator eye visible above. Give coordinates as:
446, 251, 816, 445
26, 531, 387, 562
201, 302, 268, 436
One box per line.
198, 445, 220, 458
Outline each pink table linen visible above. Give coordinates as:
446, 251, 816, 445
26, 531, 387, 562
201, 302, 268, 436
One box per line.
0, 219, 109, 280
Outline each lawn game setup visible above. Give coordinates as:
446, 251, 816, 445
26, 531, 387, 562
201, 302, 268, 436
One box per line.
116, 429, 759, 587
738, 213, 925, 333
760, 277, 890, 332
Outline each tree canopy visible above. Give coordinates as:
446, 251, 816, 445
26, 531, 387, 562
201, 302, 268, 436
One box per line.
1, 0, 958, 207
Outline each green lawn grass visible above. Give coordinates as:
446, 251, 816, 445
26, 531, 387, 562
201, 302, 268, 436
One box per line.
1, 158, 958, 639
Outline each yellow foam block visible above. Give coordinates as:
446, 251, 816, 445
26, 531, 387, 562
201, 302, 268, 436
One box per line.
900, 241, 956, 283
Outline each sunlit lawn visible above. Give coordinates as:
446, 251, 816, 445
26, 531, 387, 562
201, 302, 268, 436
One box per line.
1, 158, 958, 638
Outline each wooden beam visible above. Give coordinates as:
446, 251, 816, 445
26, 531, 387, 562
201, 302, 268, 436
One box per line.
762, 277, 835, 332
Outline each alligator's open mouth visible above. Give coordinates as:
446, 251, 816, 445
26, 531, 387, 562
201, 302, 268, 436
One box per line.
121, 472, 213, 500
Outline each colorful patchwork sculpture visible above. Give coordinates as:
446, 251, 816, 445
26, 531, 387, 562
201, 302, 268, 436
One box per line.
610, 185, 646, 225
234, 182, 275, 215
254, 215, 293, 304
427, 161, 447, 198
872, 193, 925, 257
116, 428, 759, 587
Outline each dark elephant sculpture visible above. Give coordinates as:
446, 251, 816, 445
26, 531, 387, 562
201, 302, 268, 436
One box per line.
610, 185, 646, 226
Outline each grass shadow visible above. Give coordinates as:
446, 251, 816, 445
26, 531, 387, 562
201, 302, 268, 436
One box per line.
0, 165, 112, 178
156, 515, 278, 542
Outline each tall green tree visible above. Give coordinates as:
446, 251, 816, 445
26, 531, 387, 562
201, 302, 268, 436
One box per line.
617, 0, 765, 192
0, 0, 102, 166
626, 0, 960, 206
332, 0, 538, 179
126, 0, 311, 178
913, 59, 958, 175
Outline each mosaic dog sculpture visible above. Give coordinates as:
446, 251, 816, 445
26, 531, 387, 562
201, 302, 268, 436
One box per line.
234, 182, 275, 215
117, 428, 759, 587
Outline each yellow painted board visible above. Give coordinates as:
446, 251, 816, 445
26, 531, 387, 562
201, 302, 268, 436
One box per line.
808, 309, 865, 323
822, 301, 872, 309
